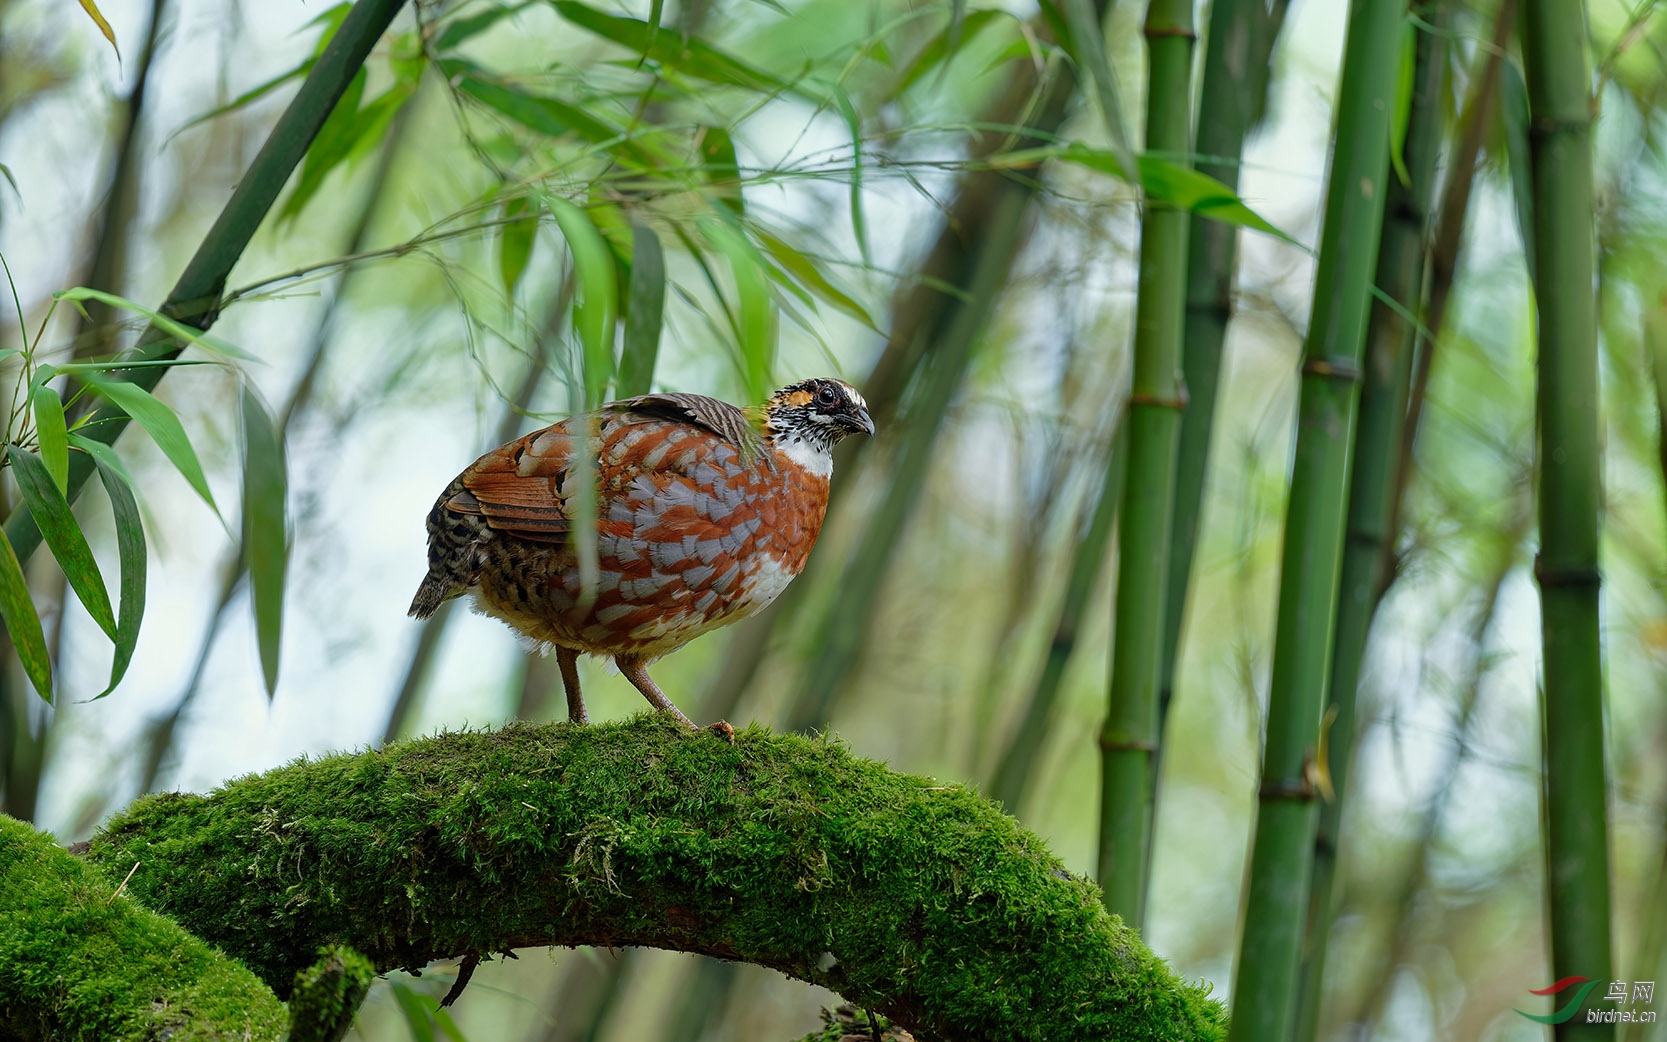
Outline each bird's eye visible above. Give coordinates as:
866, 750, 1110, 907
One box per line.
816, 385, 840, 407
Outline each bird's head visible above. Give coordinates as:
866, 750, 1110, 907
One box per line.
762, 378, 875, 456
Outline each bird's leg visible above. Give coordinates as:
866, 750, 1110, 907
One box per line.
615, 654, 696, 729
555, 645, 588, 724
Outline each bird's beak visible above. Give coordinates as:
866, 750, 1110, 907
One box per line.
843, 408, 875, 437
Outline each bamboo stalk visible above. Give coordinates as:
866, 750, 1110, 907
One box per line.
0, 0, 409, 564
1291, 5, 1449, 1039
1226, 1, 1406, 1039
1096, 0, 1195, 928
1522, 0, 1613, 1036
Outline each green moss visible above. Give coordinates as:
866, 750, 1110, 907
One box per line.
288, 945, 375, 1042
88, 716, 1226, 1042
0, 814, 287, 1041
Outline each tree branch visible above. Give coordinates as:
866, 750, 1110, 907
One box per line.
62, 717, 1226, 1042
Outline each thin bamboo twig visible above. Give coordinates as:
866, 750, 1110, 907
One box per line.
1227, 1, 1406, 1039
1522, 0, 1614, 1035
1292, 5, 1450, 1038
1097, 0, 1195, 929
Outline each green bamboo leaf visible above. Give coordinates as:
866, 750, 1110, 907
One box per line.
699, 125, 744, 215
895, 8, 1005, 94
87, 451, 145, 699
1053, 0, 1137, 191
541, 195, 619, 407
701, 218, 774, 402
388, 982, 437, 1042
498, 196, 538, 296
241, 386, 288, 698
7, 445, 117, 642
66, 433, 135, 493
0, 525, 50, 703
754, 228, 878, 330
1500, 59, 1535, 278
55, 287, 255, 360
436, 2, 534, 50
550, 1, 786, 93
619, 224, 665, 397
31, 383, 68, 495
449, 65, 666, 169
280, 67, 368, 221
81, 373, 220, 517
1389, 17, 1416, 188
76, 0, 120, 58
829, 87, 869, 264
989, 145, 1294, 241
169, 60, 315, 141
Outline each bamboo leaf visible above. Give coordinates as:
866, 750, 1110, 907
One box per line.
0, 525, 50, 703
754, 229, 878, 330
1389, 17, 1416, 188
76, 0, 120, 58
989, 145, 1294, 240
449, 64, 663, 169
549, 1, 787, 93
280, 67, 368, 221
829, 87, 869, 264
498, 196, 538, 296
7, 445, 117, 642
241, 387, 288, 698
699, 125, 744, 215
81, 374, 220, 517
31, 383, 68, 495
619, 224, 665, 398
66, 433, 136, 492
388, 982, 437, 1042
436, 2, 534, 50
170, 60, 315, 140
896, 8, 1005, 94
86, 451, 145, 699
701, 218, 774, 402
541, 195, 619, 407
55, 287, 255, 360
1053, 0, 1137, 191
1500, 59, 1535, 277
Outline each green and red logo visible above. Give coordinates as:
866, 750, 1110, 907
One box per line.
1516, 977, 1599, 1024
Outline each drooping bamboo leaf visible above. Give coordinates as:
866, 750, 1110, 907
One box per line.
31, 383, 68, 495
87, 451, 145, 698
76, 0, 120, 57
282, 68, 415, 221
169, 59, 315, 141
829, 87, 869, 264
754, 228, 879, 330
619, 224, 665, 398
1389, 17, 1416, 188
550, 1, 787, 93
7, 445, 117, 642
699, 126, 744, 215
0, 524, 50, 703
436, 1, 535, 50
241, 387, 288, 698
1501, 58, 1536, 275
701, 218, 774, 402
55, 287, 255, 360
541, 194, 619, 407
449, 64, 666, 170
66, 433, 136, 492
895, 8, 1006, 94
988, 145, 1293, 240
389, 982, 437, 1042
498, 196, 538, 296
81, 374, 220, 517
1053, 0, 1137, 191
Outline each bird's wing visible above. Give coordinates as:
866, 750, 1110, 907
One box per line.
608, 392, 765, 462
447, 422, 580, 544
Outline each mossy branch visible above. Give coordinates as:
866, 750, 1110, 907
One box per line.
54, 717, 1226, 1042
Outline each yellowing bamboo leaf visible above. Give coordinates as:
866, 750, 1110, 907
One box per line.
77, 0, 120, 58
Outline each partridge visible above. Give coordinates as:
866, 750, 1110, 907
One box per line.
408, 378, 874, 727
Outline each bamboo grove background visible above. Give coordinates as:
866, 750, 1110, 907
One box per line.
0, 0, 1663, 1039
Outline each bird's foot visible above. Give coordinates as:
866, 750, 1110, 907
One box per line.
615, 654, 697, 729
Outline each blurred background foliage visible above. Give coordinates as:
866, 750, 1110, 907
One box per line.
0, 0, 1663, 1039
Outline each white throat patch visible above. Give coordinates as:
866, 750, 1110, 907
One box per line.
774, 434, 834, 477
